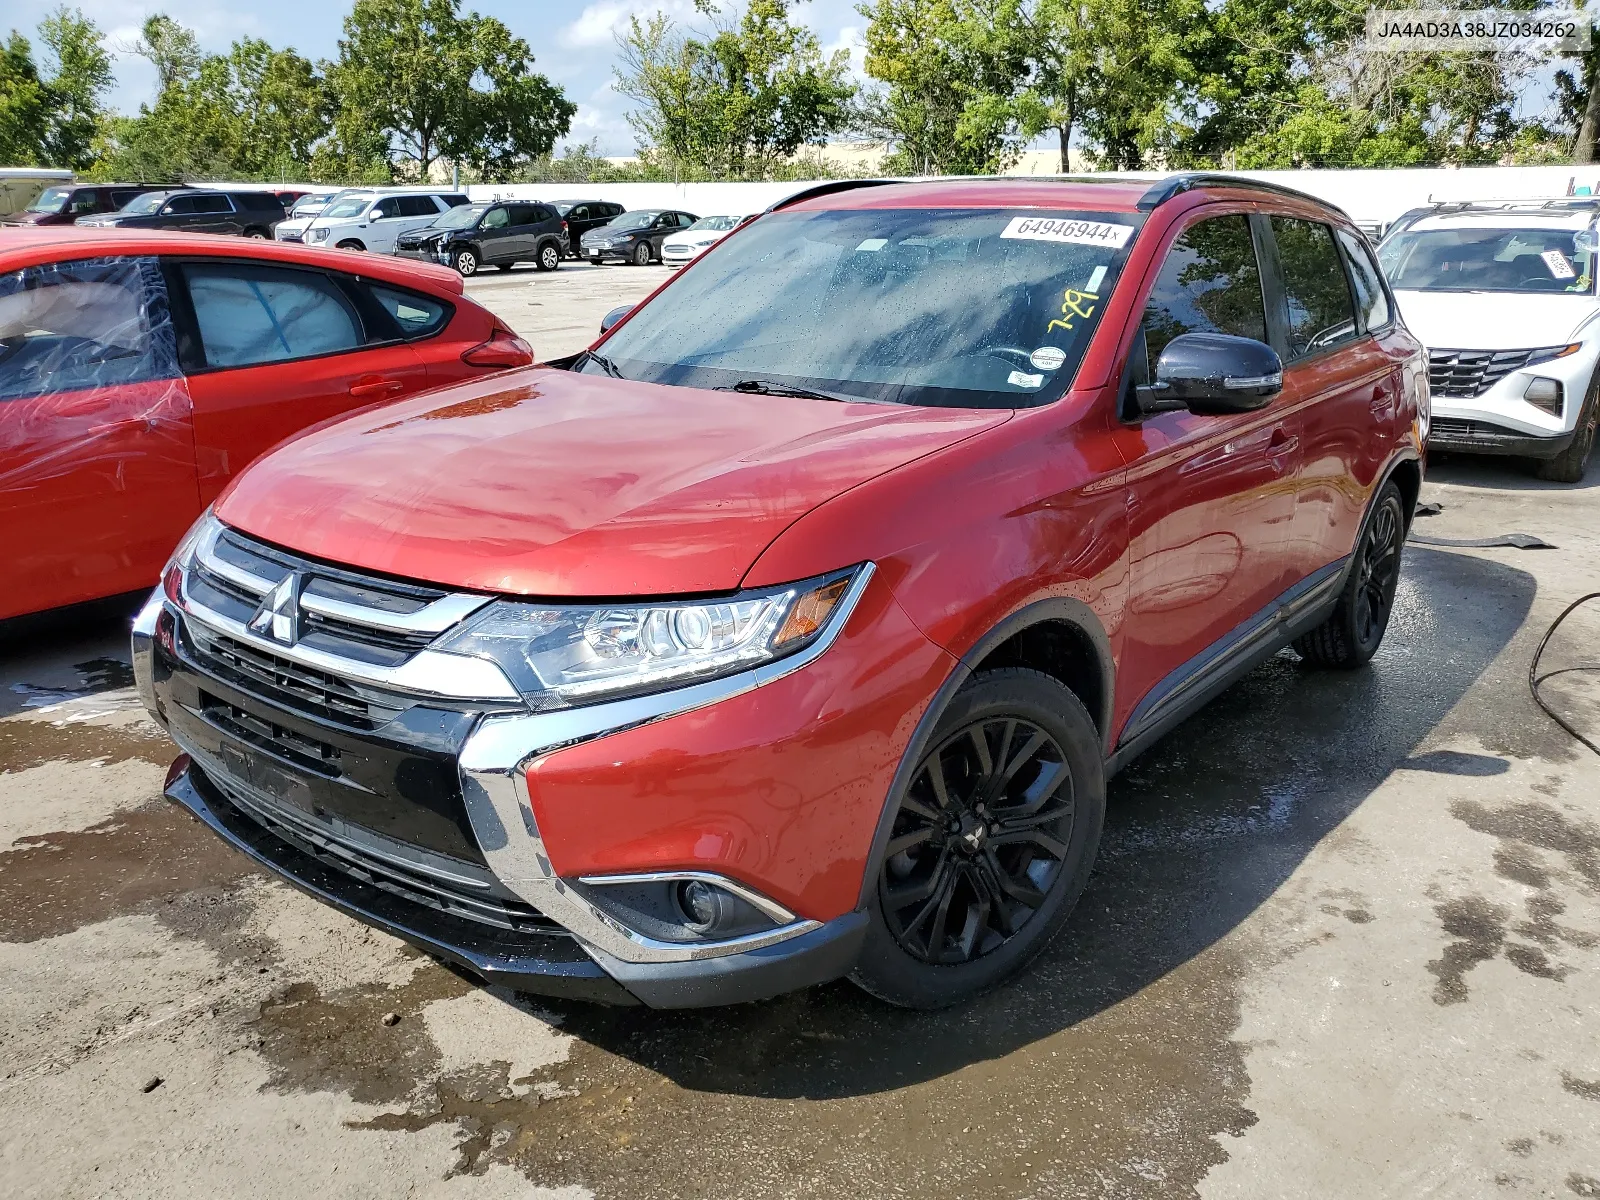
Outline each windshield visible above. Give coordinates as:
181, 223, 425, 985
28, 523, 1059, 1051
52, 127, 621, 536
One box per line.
1379, 225, 1597, 294
121, 193, 166, 215
433, 203, 486, 230
608, 211, 657, 231
585, 208, 1140, 409
687, 215, 740, 233
27, 187, 71, 213
322, 196, 372, 219
290, 195, 333, 216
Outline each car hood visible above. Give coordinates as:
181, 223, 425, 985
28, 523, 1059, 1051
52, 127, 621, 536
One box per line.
214, 368, 1011, 597
1392, 289, 1600, 349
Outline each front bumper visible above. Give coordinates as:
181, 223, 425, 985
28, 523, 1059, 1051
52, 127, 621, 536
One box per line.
130, 563, 919, 1006
1430, 343, 1596, 456
1429, 417, 1578, 459
582, 244, 635, 262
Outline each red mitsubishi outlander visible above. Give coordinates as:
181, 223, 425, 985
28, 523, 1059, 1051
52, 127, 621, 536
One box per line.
134, 176, 1427, 1009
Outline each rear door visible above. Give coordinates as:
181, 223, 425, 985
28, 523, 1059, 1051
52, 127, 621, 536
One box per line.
1111, 210, 1303, 731
0, 255, 201, 618
1261, 216, 1395, 581
169, 258, 429, 503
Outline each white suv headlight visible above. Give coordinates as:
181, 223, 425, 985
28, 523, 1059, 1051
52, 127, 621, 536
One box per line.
435, 566, 868, 709
308, 227, 329, 243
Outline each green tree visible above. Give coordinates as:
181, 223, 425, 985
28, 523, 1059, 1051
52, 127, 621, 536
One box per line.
0, 33, 48, 164
616, 0, 855, 179
36, 6, 111, 169
328, 0, 575, 180
131, 14, 201, 93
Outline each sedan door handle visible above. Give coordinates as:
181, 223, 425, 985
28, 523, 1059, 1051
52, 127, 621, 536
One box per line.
349, 377, 406, 398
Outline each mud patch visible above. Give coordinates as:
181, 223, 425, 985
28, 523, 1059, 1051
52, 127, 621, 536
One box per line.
1428, 895, 1508, 1005
1452, 800, 1600, 890
0, 803, 256, 942
1561, 1072, 1600, 1102
0, 712, 171, 773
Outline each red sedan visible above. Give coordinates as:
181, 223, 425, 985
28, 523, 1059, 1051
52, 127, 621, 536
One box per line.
0, 228, 531, 621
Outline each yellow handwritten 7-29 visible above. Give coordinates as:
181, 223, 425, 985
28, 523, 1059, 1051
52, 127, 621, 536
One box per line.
1046, 288, 1098, 335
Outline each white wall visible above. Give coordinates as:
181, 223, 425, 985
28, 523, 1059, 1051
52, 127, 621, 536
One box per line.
470, 164, 1600, 233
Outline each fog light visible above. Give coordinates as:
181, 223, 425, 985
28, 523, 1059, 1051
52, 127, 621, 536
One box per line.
677, 880, 720, 929
1524, 377, 1564, 415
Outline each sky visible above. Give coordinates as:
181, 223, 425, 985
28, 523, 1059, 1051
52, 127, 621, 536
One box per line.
3, 0, 872, 157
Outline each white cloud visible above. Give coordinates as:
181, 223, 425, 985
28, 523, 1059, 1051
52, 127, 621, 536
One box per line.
560, 0, 697, 49
821, 23, 867, 81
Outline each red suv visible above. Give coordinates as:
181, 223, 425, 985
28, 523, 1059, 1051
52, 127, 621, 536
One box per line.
134, 176, 1426, 1009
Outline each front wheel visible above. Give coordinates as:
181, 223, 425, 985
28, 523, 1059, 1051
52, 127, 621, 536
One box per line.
1534, 371, 1599, 483
1294, 480, 1405, 668
243, 227, 268, 239
850, 669, 1105, 1009
335, 239, 365, 251
537, 242, 561, 271
452, 247, 478, 277
632, 242, 651, 266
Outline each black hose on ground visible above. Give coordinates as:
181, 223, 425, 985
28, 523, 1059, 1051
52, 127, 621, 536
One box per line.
1528, 592, 1600, 758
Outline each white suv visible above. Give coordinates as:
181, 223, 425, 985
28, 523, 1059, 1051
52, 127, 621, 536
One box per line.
1379, 200, 1600, 481
301, 189, 471, 255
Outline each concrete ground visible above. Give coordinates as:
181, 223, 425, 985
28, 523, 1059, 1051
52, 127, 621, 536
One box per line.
3, 264, 1599, 1198
461, 260, 676, 360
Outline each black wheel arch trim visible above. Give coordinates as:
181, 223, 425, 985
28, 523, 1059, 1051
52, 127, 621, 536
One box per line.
854, 595, 1114, 909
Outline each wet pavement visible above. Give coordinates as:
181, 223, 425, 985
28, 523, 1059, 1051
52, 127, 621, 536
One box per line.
3, 452, 1598, 1198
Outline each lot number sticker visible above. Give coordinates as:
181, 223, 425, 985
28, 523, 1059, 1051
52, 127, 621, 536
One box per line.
1001, 217, 1133, 248
1542, 249, 1577, 279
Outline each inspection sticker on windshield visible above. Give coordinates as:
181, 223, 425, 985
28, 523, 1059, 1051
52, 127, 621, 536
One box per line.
1542, 249, 1576, 279
1030, 346, 1067, 371
1001, 217, 1133, 248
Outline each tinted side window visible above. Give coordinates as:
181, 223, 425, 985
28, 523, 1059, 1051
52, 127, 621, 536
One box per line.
70, 190, 99, 213
508, 205, 540, 226
1271, 218, 1358, 358
1143, 214, 1267, 370
440, 194, 470, 207
110, 190, 141, 208
0, 257, 176, 400
481, 207, 510, 230
193, 194, 233, 214
164, 195, 197, 214
372, 198, 401, 219
181, 263, 363, 368
368, 284, 450, 339
397, 196, 438, 217
1335, 228, 1390, 333
568, 205, 588, 221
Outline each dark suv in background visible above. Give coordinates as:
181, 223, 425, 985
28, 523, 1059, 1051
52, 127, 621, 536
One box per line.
76, 189, 286, 237
580, 209, 699, 264
554, 200, 626, 257
4, 182, 180, 227
394, 200, 569, 275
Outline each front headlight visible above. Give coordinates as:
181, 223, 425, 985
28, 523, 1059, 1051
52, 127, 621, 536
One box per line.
435, 565, 868, 709
308, 227, 329, 242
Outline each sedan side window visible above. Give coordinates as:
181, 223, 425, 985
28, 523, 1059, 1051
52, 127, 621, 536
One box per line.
1143, 214, 1268, 372
1334, 229, 1391, 333
181, 262, 363, 369
1271, 218, 1359, 358
0, 257, 177, 401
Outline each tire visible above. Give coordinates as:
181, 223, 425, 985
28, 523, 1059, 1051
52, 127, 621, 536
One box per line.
1294, 480, 1406, 669
850, 668, 1105, 1010
1533, 371, 1599, 483
632, 242, 651, 266
243, 227, 268, 239
335, 239, 364, 252
452, 247, 478, 277
537, 242, 561, 272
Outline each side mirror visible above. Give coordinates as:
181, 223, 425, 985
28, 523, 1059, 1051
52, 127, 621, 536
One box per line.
599, 305, 633, 335
1136, 332, 1283, 416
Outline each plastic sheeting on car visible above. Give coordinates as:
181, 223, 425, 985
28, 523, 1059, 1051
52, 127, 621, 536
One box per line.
1, 255, 203, 620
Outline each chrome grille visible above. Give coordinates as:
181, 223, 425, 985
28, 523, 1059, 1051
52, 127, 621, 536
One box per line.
1428, 348, 1534, 399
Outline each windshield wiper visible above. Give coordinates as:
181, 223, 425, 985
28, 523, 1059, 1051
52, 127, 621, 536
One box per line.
717, 378, 855, 402
578, 349, 624, 378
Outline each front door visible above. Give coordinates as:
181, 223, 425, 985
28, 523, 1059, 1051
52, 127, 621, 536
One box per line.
1110, 210, 1303, 739
171, 258, 428, 503
0, 256, 201, 618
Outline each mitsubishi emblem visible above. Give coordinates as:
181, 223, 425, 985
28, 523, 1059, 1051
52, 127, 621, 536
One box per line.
248, 573, 304, 645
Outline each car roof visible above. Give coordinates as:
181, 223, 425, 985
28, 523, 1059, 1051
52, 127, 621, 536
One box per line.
0, 227, 466, 295
1408, 209, 1595, 232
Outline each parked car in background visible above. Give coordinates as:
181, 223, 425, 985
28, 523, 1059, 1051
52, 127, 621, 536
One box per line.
273, 192, 344, 243
74, 189, 286, 238
0, 227, 532, 621
580, 209, 698, 264
661, 214, 747, 267
395, 200, 568, 276
4, 182, 182, 227
135, 175, 1424, 1011
1379, 199, 1599, 481
301, 190, 471, 254
0, 167, 73, 219
553, 200, 626, 257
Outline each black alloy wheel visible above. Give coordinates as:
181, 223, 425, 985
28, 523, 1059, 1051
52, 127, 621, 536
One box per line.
851, 669, 1104, 1009
1294, 480, 1406, 668
632, 241, 652, 266
880, 714, 1075, 964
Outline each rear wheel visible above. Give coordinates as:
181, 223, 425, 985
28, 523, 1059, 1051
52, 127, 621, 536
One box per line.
452, 247, 478, 277
632, 242, 651, 266
1533, 371, 1599, 483
537, 242, 561, 271
243, 226, 268, 239
851, 669, 1104, 1009
1294, 481, 1405, 669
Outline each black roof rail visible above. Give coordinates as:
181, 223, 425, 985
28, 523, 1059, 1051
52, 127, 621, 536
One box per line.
1137, 172, 1351, 220
765, 178, 901, 212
